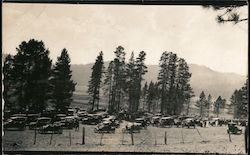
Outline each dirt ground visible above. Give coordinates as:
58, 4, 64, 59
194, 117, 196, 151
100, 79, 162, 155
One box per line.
3, 121, 246, 154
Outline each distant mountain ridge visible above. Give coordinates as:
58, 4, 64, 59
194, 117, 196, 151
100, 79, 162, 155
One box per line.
71, 62, 246, 100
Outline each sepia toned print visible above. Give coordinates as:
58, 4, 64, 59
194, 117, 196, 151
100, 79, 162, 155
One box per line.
2, 2, 248, 154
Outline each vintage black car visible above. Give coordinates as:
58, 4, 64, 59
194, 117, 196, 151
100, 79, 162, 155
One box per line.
94, 121, 115, 133
135, 118, 148, 128
227, 123, 242, 134
29, 117, 52, 130
102, 116, 120, 128
26, 114, 40, 124
123, 122, 141, 133
61, 116, 78, 129
4, 116, 27, 130
160, 117, 174, 127
182, 118, 196, 128
174, 118, 182, 127
38, 122, 63, 134
151, 116, 161, 126
82, 114, 100, 125
239, 119, 248, 126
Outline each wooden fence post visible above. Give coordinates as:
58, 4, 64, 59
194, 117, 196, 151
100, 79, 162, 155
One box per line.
228, 131, 232, 142
122, 130, 124, 145
82, 127, 85, 145
69, 131, 72, 145
49, 132, 53, 145
100, 133, 104, 145
181, 129, 184, 144
33, 128, 37, 145
164, 131, 167, 145
154, 134, 157, 145
131, 132, 134, 145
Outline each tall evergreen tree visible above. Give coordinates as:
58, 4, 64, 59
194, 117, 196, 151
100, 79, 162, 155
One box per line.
125, 52, 137, 113
110, 46, 126, 113
196, 91, 207, 118
3, 54, 15, 111
134, 51, 147, 112
51, 48, 76, 113
141, 82, 148, 111
13, 39, 52, 113
214, 96, 226, 117
174, 58, 193, 115
207, 94, 212, 117
87, 51, 105, 111
103, 61, 115, 113
229, 77, 248, 119
147, 81, 157, 113
157, 51, 192, 115
158, 51, 171, 115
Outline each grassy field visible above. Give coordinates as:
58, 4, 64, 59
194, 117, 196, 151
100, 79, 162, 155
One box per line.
3, 121, 246, 154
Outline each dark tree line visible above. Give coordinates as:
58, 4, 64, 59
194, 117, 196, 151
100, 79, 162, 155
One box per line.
3, 39, 76, 114
99, 47, 148, 114
89, 47, 193, 116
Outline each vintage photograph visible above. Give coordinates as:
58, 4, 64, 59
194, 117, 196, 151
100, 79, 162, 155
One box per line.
2, 1, 249, 154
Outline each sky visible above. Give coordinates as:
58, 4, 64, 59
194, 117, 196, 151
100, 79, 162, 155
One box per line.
2, 3, 248, 76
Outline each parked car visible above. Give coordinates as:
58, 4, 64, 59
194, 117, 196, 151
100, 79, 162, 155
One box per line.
123, 122, 141, 133
160, 117, 174, 127
135, 118, 148, 128
151, 116, 161, 126
227, 123, 242, 134
82, 114, 100, 125
102, 116, 120, 128
209, 118, 225, 126
67, 109, 75, 116
61, 116, 77, 129
239, 119, 248, 126
26, 114, 40, 124
94, 121, 115, 133
38, 122, 63, 134
4, 116, 27, 130
29, 117, 52, 130
174, 118, 182, 127
182, 118, 196, 128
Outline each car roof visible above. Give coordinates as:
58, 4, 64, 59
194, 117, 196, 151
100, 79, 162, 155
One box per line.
135, 118, 144, 120
10, 116, 27, 119
37, 117, 51, 120
161, 117, 173, 119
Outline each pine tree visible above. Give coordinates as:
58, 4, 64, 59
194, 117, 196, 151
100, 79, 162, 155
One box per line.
158, 51, 171, 115
147, 81, 156, 113
103, 61, 115, 113
207, 94, 212, 117
134, 51, 147, 112
214, 96, 226, 117
51, 48, 76, 113
158, 51, 191, 115
229, 77, 248, 119
196, 91, 207, 118
174, 58, 193, 115
110, 46, 126, 113
3, 54, 15, 111
87, 51, 105, 111
141, 82, 148, 111
125, 52, 137, 113
13, 39, 52, 113
230, 89, 240, 118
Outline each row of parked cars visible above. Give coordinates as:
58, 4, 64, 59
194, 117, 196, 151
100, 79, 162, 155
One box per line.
3, 112, 79, 134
